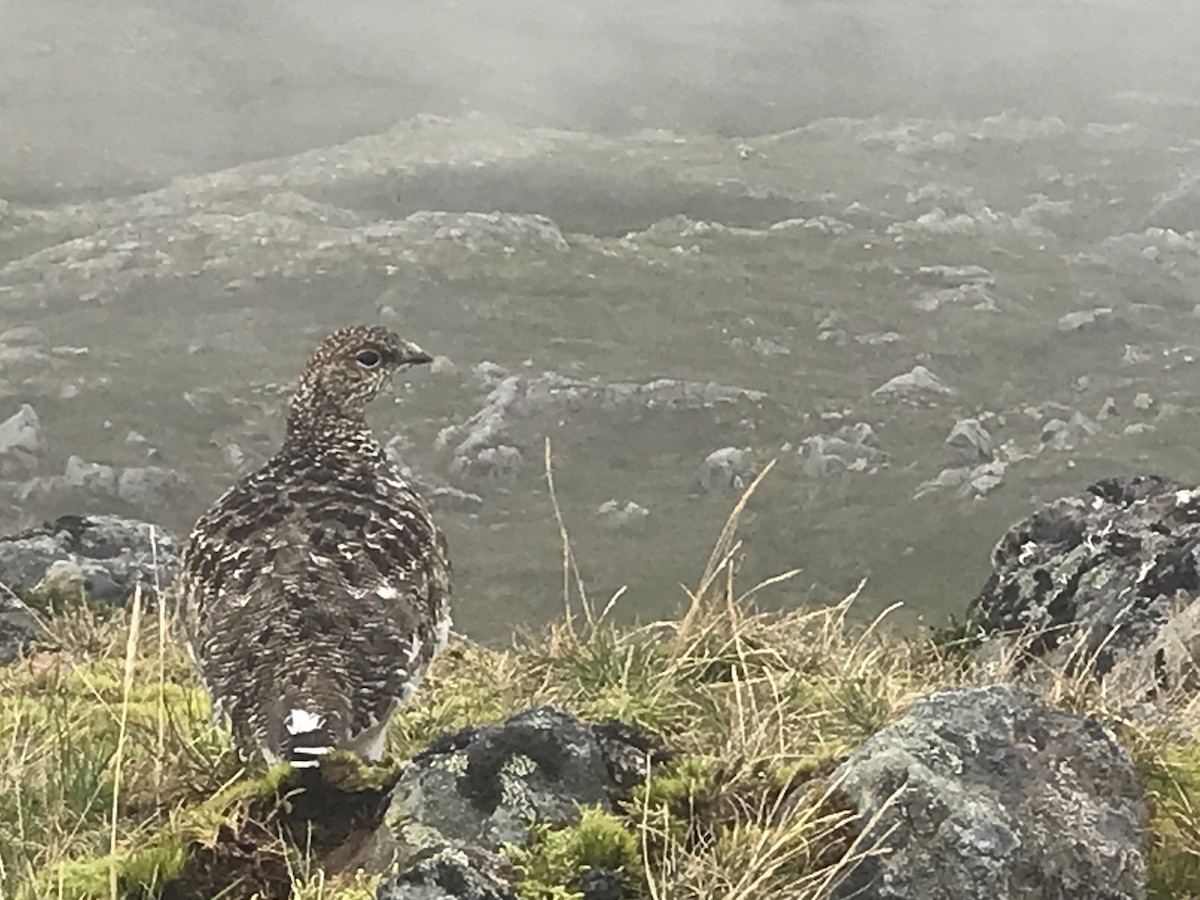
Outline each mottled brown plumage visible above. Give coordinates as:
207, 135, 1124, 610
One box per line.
176, 325, 451, 768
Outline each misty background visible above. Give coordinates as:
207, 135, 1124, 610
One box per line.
5, 0, 1197, 200
3, 0, 1200, 639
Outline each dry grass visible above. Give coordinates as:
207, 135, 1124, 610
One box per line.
0, 451, 1198, 898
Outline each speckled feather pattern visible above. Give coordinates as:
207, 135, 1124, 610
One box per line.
175, 325, 450, 767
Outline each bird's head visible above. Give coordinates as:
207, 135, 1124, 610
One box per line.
289, 325, 433, 432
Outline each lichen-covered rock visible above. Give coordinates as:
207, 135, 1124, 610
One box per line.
0, 514, 181, 607
376, 707, 666, 899
968, 473, 1200, 696
387, 707, 666, 849
830, 685, 1147, 900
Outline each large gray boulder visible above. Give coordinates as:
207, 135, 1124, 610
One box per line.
830, 685, 1147, 900
0, 514, 181, 608
968, 473, 1200, 697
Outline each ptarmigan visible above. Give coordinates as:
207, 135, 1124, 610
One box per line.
176, 325, 451, 769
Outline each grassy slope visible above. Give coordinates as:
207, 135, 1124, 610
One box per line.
2, 469, 1199, 899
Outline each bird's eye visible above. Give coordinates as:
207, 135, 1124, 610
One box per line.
356, 349, 381, 368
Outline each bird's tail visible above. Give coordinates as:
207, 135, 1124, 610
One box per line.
273, 703, 344, 769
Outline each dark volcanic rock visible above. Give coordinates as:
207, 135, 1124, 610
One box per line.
0, 514, 181, 607
388, 706, 667, 849
830, 685, 1147, 900
968, 473, 1200, 696
376, 707, 667, 899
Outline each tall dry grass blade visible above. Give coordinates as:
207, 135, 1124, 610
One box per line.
543, 437, 592, 636
680, 460, 776, 637
109, 583, 143, 900
151, 526, 168, 804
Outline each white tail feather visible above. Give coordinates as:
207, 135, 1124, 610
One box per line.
285, 708, 325, 735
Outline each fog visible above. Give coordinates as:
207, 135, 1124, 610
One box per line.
4, 0, 1198, 201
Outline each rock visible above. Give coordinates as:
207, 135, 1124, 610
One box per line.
1143, 170, 1200, 232
915, 264, 995, 286
20, 457, 189, 511
442, 372, 766, 482
1057, 307, 1116, 333
914, 460, 1008, 501
913, 283, 998, 312
968, 474, 1200, 697
596, 499, 650, 529
375, 843, 516, 900
830, 685, 1147, 900
799, 423, 887, 477
945, 417, 993, 465
0, 326, 45, 346
0, 590, 40, 665
1040, 411, 1099, 451
403, 211, 569, 253
872, 365, 954, 400
376, 708, 666, 900
115, 465, 188, 507
386, 707, 666, 851
450, 445, 524, 481
751, 336, 790, 357
0, 404, 43, 476
697, 447, 754, 492
967, 460, 1008, 496
0, 515, 181, 608
383, 438, 484, 513
426, 486, 486, 515
63, 456, 118, 495
429, 355, 458, 376
1133, 392, 1154, 411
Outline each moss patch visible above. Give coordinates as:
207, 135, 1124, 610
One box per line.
506, 805, 641, 900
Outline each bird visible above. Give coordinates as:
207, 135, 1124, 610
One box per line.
175, 325, 451, 769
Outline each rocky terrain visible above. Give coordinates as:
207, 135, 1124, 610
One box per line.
4, 97, 1200, 636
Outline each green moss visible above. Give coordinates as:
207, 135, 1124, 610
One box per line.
507, 806, 642, 900
1137, 740, 1200, 899
317, 750, 403, 793
30, 764, 295, 900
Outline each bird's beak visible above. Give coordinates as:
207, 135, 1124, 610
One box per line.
400, 341, 433, 366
